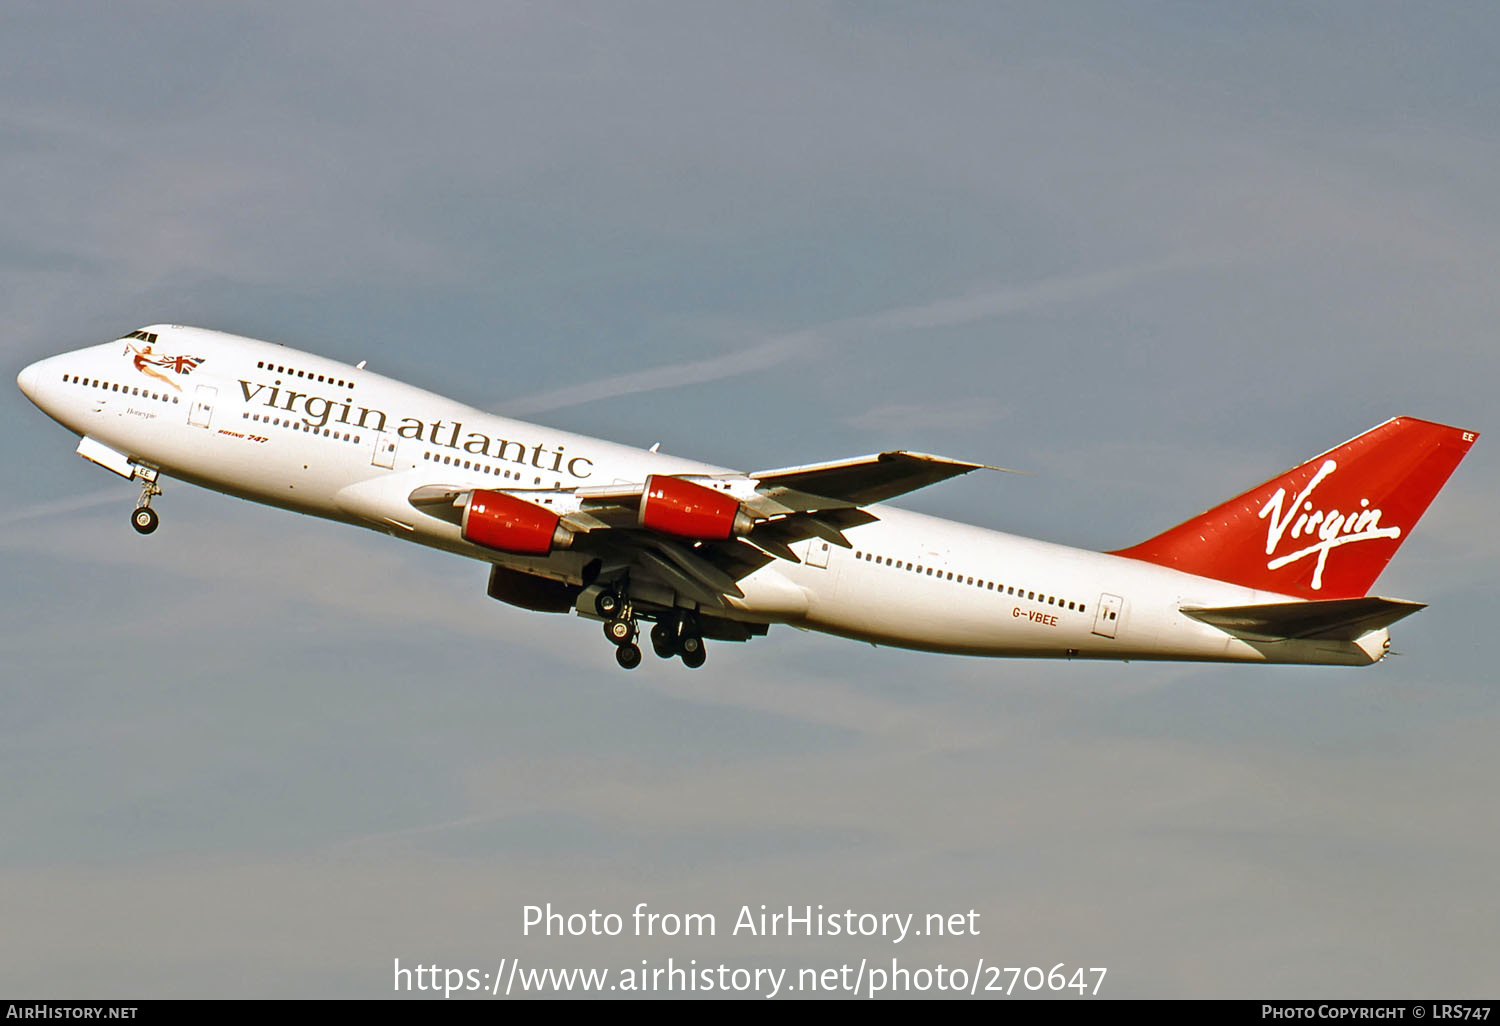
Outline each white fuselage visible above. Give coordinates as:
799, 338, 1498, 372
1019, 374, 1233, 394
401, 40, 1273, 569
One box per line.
18, 326, 1387, 666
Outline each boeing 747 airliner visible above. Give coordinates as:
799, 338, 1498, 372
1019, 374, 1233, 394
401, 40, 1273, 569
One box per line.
17, 325, 1477, 669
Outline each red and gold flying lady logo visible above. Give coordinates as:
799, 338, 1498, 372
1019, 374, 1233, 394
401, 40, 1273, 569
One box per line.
124, 339, 205, 392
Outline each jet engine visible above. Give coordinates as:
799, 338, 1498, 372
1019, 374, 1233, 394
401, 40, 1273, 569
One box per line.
638, 475, 755, 540
462, 489, 574, 554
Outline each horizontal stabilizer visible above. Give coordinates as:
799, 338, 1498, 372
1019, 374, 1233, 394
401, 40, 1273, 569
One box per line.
1180, 596, 1426, 642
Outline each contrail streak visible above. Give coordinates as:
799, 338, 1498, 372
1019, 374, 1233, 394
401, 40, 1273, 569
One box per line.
495, 255, 1193, 416
0, 488, 121, 528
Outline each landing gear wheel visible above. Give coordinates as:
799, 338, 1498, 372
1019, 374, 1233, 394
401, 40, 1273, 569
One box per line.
615, 643, 642, 670
604, 618, 634, 645
650, 622, 677, 659
131, 506, 159, 534
130, 469, 162, 535
681, 645, 706, 669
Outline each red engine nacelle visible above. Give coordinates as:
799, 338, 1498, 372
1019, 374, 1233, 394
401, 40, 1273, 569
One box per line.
639, 475, 754, 540
462, 490, 573, 555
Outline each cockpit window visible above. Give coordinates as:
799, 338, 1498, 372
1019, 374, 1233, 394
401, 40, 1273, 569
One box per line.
125, 329, 159, 344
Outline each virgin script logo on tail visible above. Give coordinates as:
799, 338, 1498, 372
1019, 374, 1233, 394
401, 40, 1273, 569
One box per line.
1257, 459, 1401, 590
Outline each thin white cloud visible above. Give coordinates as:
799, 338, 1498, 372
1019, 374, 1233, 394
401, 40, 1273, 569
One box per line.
0, 487, 123, 528
495, 256, 1197, 415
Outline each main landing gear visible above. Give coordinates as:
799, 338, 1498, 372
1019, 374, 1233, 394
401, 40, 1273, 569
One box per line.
594, 588, 707, 670
650, 613, 706, 669
596, 589, 643, 670
130, 467, 162, 535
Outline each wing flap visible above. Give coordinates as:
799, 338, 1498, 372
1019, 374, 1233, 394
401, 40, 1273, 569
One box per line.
647, 539, 746, 599
1180, 596, 1426, 642
747, 507, 880, 551
632, 548, 729, 607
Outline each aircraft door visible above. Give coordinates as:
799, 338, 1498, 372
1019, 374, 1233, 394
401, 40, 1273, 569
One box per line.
371, 431, 398, 469
188, 385, 216, 428
1092, 593, 1123, 639
804, 538, 831, 569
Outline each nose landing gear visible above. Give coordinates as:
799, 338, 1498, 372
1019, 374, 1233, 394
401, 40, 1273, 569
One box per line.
131, 506, 159, 534
130, 467, 161, 535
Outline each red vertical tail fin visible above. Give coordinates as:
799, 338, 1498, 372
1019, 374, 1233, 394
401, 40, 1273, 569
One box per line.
1110, 417, 1478, 599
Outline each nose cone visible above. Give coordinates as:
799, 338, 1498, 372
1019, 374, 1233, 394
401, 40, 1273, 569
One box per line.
17, 360, 42, 403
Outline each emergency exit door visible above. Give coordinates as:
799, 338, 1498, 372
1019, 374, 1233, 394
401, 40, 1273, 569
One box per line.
371, 431, 398, 469
188, 385, 216, 428
1092, 593, 1124, 639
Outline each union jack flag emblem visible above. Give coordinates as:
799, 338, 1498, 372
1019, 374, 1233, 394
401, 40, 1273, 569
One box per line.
125, 343, 205, 377
156, 354, 204, 374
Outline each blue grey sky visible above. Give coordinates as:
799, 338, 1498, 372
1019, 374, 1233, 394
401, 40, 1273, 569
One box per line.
3, 1, 1497, 998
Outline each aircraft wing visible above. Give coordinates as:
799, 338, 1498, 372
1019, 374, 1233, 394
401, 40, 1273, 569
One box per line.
748, 450, 1001, 508
568, 450, 1001, 513
407, 449, 994, 608
561, 449, 996, 559
1179, 596, 1425, 642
